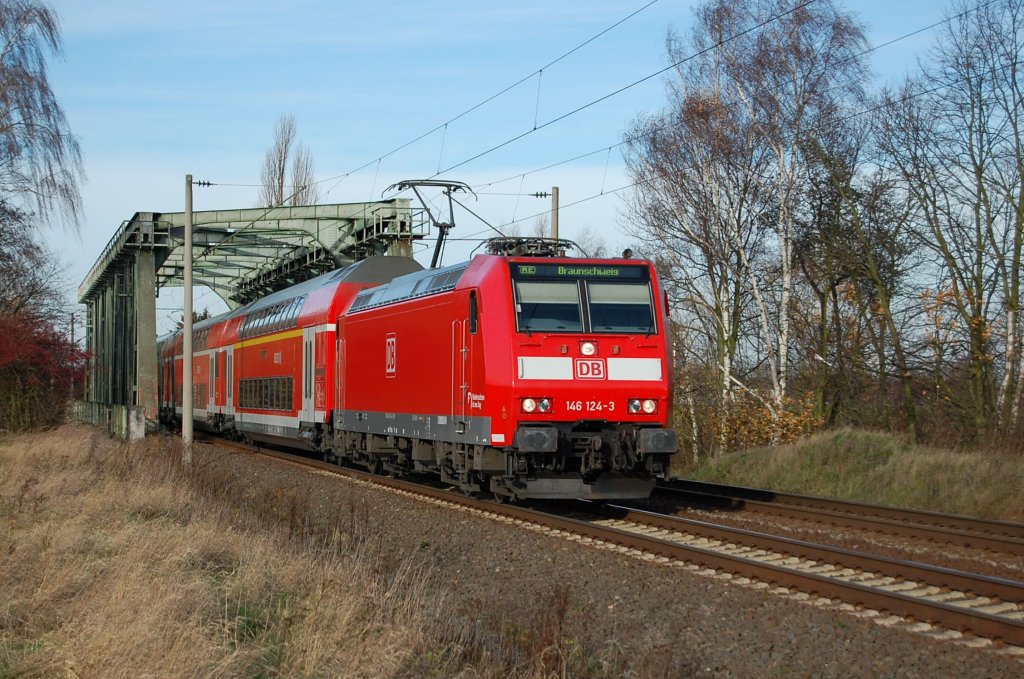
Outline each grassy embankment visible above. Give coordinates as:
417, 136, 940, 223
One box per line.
687, 428, 1024, 521
0, 427, 576, 678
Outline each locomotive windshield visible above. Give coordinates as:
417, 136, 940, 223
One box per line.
515, 281, 583, 331
511, 263, 657, 334
588, 282, 655, 332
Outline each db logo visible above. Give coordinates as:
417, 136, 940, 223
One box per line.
385, 333, 397, 377
574, 358, 606, 380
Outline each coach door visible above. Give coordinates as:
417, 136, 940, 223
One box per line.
301, 327, 316, 423
207, 354, 216, 413
214, 350, 225, 412
225, 346, 234, 412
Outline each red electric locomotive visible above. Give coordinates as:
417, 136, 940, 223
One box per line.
158, 238, 677, 500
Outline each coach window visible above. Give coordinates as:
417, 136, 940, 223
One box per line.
469, 291, 479, 334
514, 281, 583, 332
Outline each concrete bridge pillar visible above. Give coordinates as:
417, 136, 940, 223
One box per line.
134, 249, 158, 429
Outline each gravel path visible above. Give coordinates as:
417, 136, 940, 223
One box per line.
199, 443, 1023, 677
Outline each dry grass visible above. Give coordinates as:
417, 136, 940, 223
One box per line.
0, 426, 556, 678
690, 428, 1024, 521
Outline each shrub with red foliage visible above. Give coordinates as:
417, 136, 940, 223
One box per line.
0, 313, 87, 431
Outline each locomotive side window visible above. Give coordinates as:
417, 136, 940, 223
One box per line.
514, 281, 583, 332
469, 291, 479, 334
587, 282, 656, 333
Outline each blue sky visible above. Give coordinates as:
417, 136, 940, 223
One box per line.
48, 0, 949, 331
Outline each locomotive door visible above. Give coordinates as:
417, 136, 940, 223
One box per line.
335, 333, 345, 416
451, 290, 479, 434
301, 327, 316, 423
452, 319, 467, 430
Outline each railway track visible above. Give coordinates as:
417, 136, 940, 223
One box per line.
655, 479, 1024, 555
212, 439, 1024, 650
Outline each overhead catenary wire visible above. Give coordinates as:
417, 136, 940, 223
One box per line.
455, 0, 1008, 231
472, 0, 1001, 197
200, 0, 1000, 261
317, 0, 666, 193
378, 0, 827, 236
425, 0, 820, 179
192, 0, 664, 262
492, 54, 1023, 237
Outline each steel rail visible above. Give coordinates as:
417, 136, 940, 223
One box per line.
656, 480, 1024, 555
585, 502, 1024, 603
212, 441, 1024, 646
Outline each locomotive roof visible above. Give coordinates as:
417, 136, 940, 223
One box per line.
348, 259, 470, 312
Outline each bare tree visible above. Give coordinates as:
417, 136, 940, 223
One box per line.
625, 0, 868, 450
878, 0, 1024, 438
257, 114, 321, 207
0, 0, 83, 227
531, 213, 550, 238
0, 200, 66, 318
625, 69, 769, 456
801, 118, 919, 438
290, 141, 319, 206
574, 225, 609, 257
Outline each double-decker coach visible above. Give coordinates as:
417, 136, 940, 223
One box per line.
158, 256, 422, 443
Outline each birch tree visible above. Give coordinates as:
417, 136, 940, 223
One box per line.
730, 0, 868, 426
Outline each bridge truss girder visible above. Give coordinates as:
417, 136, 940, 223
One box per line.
77, 199, 426, 427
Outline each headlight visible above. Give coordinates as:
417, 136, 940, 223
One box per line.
522, 398, 537, 413
580, 341, 598, 356
537, 398, 552, 413
628, 399, 657, 414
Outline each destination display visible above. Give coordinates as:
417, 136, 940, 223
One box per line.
511, 263, 649, 280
